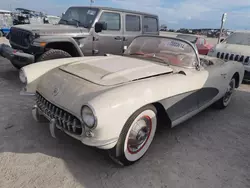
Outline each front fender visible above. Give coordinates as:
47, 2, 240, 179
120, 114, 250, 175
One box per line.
87, 72, 208, 145
33, 35, 84, 56
225, 61, 245, 83
21, 57, 86, 94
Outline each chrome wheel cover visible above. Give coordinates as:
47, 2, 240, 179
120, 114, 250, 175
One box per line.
223, 80, 235, 105
127, 116, 152, 154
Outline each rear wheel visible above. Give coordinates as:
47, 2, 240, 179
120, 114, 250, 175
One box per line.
108, 105, 157, 166
214, 78, 236, 109
37, 49, 71, 62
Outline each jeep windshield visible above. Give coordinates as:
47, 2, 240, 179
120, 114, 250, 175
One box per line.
222, 32, 250, 46
124, 36, 199, 68
58, 7, 99, 28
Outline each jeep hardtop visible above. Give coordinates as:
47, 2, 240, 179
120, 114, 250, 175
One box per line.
0, 6, 159, 69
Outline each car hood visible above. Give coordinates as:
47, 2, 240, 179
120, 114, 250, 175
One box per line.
59, 55, 174, 86
12, 24, 88, 35
215, 43, 250, 55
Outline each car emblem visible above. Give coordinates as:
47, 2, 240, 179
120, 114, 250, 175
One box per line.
53, 87, 59, 96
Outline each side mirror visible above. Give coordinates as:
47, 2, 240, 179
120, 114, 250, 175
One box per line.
95, 22, 107, 33
220, 38, 224, 43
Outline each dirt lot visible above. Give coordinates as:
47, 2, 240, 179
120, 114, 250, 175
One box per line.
0, 37, 250, 188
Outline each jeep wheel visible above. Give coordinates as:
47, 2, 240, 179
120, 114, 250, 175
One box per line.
37, 49, 71, 62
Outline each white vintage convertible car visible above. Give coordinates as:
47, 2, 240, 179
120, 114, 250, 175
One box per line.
19, 35, 244, 166
207, 30, 250, 82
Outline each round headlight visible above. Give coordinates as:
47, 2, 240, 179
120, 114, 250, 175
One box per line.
28, 34, 34, 43
81, 105, 97, 129
19, 68, 27, 84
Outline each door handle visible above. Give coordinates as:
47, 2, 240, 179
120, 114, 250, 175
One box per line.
114, 36, 122, 40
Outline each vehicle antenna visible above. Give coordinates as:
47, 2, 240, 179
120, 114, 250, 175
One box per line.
90, 0, 94, 7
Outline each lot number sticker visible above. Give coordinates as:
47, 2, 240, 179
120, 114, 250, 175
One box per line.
165, 40, 186, 49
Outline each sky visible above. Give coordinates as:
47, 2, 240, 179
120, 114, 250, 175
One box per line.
1, 0, 250, 30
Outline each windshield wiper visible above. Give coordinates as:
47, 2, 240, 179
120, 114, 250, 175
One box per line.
128, 52, 145, 56
60, 19, 69, 23
71, 19, 88, 28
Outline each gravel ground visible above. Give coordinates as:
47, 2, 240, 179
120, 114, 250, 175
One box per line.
0, 37, 250, 188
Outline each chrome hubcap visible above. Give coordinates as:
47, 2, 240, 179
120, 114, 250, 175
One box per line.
223, 81, 234, 104
127, 116, 152, 154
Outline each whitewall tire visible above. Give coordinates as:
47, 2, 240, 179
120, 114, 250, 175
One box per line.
214, 78, 236, 109
109, 104, 157, 166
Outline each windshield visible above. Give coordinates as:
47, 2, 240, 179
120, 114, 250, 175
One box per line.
176, 34, 198, 43
222, 32, 250, 45
58, 7, 99, 28
124, 36, 198, 68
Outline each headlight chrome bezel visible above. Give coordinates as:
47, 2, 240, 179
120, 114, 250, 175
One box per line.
81, 105, 97, 130
19, 68, 27, 84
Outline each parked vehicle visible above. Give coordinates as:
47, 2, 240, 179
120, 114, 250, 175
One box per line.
12, 8, 46, 25
176, 34, 213, 55
207, 31, 250, 82
46, 15, 61, 24
19, 35, 244, 166
0, 10, 13, 37
0, 6, 159, 69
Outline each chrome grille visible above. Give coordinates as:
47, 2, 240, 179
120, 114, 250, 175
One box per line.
217, 52, 220, 58
36, 92, 83, 135
234, 55, 239, 61
9, 28, 32, 48
225, 53, 229, 60
216, 51, 250, 65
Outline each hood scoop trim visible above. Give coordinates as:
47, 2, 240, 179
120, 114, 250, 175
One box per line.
132, 71, 173, 82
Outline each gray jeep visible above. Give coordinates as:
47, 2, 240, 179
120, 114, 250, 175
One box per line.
0, 6, 159, 69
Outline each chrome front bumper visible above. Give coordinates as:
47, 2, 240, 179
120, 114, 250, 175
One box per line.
32, 104, 118, 149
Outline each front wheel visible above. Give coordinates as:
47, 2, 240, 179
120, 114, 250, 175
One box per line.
214, 78, 236, 109
109, 105, 157, 166
37, 49, 71, 62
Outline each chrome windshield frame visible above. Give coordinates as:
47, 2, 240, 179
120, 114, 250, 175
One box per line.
130, 35, 201, 70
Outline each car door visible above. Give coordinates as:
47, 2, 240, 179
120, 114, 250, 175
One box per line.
93, 10, 124, 55
122, 13, 142, 50
197, 59, 228, 108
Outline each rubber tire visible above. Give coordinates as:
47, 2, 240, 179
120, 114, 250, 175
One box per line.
37, 49, 71, 62
108, 104, 157, 166
213, 78, 235, 109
